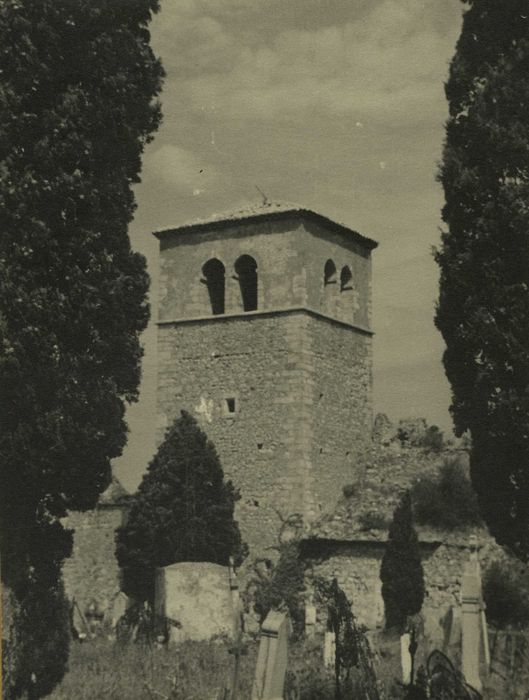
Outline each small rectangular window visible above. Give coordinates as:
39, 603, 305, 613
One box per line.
221, 394, 239, 416
224, 397, 236, 414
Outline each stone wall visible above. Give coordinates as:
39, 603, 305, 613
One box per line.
302, 534, 501, 648
305, 315, 372, 522
62, 504, 128, 615
157, 312, 371, 558
157, 313, 309, 556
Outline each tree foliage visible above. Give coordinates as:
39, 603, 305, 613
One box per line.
411, 457, 481, 530
0, 1, 163, 696
483, 559, 529, 629
436, 0, 529, 558
380, 492, 425, 632
252, 541, 306, 636
116, 411, 247, 602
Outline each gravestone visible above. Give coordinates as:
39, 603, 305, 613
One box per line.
400, 633, 412, 685
226, 558, 244, 698
155, 562, 232, 642
252, 611, 290, 700
72, 598, 90, 640
323, 630, 336, 668
305, 601, 316, 638
461, 535, 489, 691
108, 591, 129, 629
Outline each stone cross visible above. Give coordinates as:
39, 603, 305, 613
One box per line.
461, 535, 489, 691
252, 611, 291, 700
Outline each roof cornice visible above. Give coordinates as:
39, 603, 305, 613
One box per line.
153, 205, 378, 251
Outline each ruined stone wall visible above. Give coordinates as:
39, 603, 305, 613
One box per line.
303, 534, 501, 648
62, 505, 127, 614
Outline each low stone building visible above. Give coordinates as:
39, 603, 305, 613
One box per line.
300, 439, 501, 647
62, 476, 131, 618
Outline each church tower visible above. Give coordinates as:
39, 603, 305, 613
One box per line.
154, 204, 377, 555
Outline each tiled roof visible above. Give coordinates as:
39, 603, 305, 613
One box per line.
153, 202, 378, 250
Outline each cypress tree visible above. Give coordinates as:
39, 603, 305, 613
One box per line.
380, 492, 425, 632
436, 0, 529, 559
0, 2, 163, 696
116, 411, 247, 602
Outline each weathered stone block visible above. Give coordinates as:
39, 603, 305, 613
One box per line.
154, 562, 233, 642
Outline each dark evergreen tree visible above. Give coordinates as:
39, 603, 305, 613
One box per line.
116, 411, 247, 602
436, 0, 529, 559
380, 492, 425, 632
0, 2, 163, 696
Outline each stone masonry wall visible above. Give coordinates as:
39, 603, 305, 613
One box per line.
303, 534, 501, 648
157, 216, 372, 330
62, 505, 127, 615
157, 313, 311, 557
305, 316, 372, 522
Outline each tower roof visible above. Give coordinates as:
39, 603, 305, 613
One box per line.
153, 202, 378, 250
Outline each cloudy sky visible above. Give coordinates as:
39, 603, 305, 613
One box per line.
114, 0, 465, 491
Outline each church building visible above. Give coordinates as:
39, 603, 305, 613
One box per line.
154, 203, 378, 555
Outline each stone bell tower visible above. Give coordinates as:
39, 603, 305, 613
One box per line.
154, 203, 377, 555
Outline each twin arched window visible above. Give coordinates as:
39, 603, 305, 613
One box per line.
202, 255, 258, 315
324, 259, 353, 292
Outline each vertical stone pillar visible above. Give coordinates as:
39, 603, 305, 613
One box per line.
305, 599, 316, 638
400, 633, 412, 685
252, 611, 291, 700
461, 535, 486, 691
323, 631, 336, 668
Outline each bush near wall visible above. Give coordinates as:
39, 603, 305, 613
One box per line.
483, 560, 529, 629
251, 541, 306, 636
411, 458, 481, 530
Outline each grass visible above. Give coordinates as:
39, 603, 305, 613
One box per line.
49, 631, 529, 699
49, 635, 375, 699
49, 637, 258, 699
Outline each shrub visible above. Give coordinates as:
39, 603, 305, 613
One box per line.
419, 425, 445, 453
411, 458, 481, 530
483, 560, 529, 629
358, 510, 390, 531
116, 411, 247, 602
252, 541, 306, 636
380, 492, 425, 632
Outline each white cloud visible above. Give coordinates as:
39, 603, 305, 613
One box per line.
153, 0, 460, 125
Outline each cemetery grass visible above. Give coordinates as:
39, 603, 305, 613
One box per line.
49, 636, 339, 699
49, 638, 259, 699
